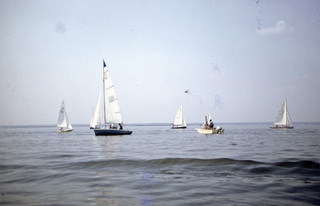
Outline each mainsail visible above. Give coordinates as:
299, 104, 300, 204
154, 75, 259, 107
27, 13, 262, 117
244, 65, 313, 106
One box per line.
173, 105, 187, 127
65, 110, 73, 130
103, 60, 122, 125
57, 100, 67, 127
273, 98, 293, 127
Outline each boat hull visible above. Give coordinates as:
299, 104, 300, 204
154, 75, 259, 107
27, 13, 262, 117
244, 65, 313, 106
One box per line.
94, 128, 132, 136
196, 128, 224, 134
171, 125, 187, 129
59, 129, 73, 132
270, 126, 294, 129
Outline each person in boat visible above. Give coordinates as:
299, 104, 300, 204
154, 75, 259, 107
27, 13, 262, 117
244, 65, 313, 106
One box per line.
119, 123, 123, 130
59, 127, 63, 132
209, 119, 214, 129
203, 121, 209, 129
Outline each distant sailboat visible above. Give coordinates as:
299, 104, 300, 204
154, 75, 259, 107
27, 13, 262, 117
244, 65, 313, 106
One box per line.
93, 60, 132, 136
90, 91, 102, 129
171, 105, 187, 129
57, 100, 73, 132
89, 108, 95, 129
270, 98, 294, 129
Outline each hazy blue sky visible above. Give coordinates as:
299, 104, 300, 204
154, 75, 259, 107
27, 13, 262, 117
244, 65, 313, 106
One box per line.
1, 0, 320, 125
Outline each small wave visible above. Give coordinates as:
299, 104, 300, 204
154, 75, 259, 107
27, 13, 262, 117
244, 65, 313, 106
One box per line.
69, 158, 262, 169
248, 160, 320, 176
67, 158, 320, 179
275, 160, 320, 170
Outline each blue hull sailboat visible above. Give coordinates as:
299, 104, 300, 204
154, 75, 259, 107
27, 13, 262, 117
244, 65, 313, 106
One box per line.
94, 128, 132, 135
93, 60, 132, 136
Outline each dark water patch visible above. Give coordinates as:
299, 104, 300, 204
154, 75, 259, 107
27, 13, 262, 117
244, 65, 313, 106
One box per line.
275, 160, 320, 169
249, 166, 274, 174
273, 160, 320, 177
0, 164, 41, 171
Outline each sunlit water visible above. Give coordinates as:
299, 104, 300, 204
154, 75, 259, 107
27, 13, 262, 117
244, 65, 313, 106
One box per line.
0, 123, 319, 205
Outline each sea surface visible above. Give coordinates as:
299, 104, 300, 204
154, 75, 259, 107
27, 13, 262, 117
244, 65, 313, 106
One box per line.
0, 123, 319, 206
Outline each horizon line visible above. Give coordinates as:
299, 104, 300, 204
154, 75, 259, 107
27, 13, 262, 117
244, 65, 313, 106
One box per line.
1, 121, 320, 128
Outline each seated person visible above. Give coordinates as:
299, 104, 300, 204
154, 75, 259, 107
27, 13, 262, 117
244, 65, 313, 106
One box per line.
209, 119, 214, 129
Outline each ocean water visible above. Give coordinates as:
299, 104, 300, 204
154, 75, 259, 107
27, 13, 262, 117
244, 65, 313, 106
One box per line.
0, 123, 319, 206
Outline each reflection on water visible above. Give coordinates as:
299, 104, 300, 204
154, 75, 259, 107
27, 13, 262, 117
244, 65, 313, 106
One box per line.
91, 135, 122, 206
93, 135, 123, 159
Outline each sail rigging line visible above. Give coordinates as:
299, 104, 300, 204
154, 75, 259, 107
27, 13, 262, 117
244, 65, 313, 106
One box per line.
106, 85, 115, 90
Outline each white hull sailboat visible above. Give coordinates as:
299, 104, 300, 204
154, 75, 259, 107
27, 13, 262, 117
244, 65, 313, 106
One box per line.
57, 100, 73, 132
270, 98, 294, 129
171, 105, 187, 129
196, 114, 224, 134
93, 60, 132, 136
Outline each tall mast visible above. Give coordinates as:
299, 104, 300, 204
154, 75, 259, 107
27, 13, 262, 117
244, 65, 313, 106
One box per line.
284, 98, 287, 126
103, 60, 107, 127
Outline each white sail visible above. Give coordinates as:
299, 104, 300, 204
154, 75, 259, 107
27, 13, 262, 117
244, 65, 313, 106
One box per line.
273, 98, 293, 127
287, 110, 293, 126
57, 100, 67, 127
65, 110, 73, 130
90, 108, 94, 127
91, 91, 102, 128
173, 105, 187, 126
103, 61, 122, 124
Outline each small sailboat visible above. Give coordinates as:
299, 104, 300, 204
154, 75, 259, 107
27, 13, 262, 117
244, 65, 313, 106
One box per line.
90, 91, 102, 129
57, 100, 73, 132
196, 114, 224, 134
171, 105, 187, 129
270, 98, 294, 129
93, 60, 132, 136
89, 108, 95, 129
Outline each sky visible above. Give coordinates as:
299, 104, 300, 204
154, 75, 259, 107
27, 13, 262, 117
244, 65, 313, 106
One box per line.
0, 0, 320, 125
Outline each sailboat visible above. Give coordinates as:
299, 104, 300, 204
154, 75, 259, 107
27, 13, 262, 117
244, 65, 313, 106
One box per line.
270, 98, 294, 129
57, 100, 73, 132
89, 108, 95, 129
93, 60, 132, 136
171, 105, 187, 129
90, 91, 102, 129
196, 114, 224, 134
